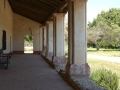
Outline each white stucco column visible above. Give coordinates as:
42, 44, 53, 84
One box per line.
42, 27, 44, 52
66, 0, 90, 76
53, 13, 65, 56
53, 13, 66, 71
41, 26, 47, 56
39, 26, 43, 52
45, 21, 53, 60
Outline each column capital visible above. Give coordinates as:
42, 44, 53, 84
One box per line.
39, 26, 43, 28
53, 13, 65, 17
43, 26, 46, 28
46, 21, 53, 24
66, 0, 87, 2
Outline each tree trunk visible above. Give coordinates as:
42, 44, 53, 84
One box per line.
96, 44, 99, 50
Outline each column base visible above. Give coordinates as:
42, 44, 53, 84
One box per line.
59, 64, 106, 90
53, 56, 66, 72
45, 52, 53, 61
70, 63, 90, 76
53, 56, 66, 64
66, 63, 71, 76
41, 51, 46, 56
41, 47, 46, 56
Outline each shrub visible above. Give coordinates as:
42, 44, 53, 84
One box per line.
90, 68, 119, 90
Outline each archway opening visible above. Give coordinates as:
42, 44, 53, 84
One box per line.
24, 35, 33, 53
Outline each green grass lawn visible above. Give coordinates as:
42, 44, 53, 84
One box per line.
88, 58, 120, 89
88, 48, 120, 89
87, 48, 120, 57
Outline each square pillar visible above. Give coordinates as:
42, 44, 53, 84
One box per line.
45, 21, 53, 61
39, 26, 43, 53
66, 0, 90, 76
53, 13, 66, 71
41, 26, 47, 56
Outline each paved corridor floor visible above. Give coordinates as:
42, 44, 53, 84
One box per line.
0, 54, 74, 90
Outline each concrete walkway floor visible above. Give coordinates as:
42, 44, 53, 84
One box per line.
0, 54, 74, 90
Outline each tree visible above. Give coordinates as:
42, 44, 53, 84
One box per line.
24, 35, 33, 43
88, 8, 120, 28
87, 22, 111, 50
87, 8, 120, 49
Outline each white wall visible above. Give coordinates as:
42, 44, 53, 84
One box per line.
0, 0, 13, 53
13, 13, 42, 52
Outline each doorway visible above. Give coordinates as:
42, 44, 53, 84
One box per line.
24, 35, 33, 53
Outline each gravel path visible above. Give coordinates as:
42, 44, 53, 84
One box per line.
87, 54, 120, 63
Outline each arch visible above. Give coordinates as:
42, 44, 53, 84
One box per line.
21, 26, 32, 36
21, 26, 33, 54
24, 35, 33, 53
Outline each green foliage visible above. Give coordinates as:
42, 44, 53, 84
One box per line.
87, 8, 120, 49
88, 8, 120, 28
87, 21, 112, 50
24, 35, 33, 43
91, 68, 119, 90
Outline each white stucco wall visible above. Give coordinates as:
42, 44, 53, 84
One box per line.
13, 13, 42, 52
0, 0, 13, 53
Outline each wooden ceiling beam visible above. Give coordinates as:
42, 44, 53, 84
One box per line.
14, 12, 44, 24
30, 0, 58, 9
11, 1, 51, 15
8, 0, 67, 24
13, 9, 45, 23
39, 0, 61, 6
13, 8, 46, 19
44, 1, 68, 24
13, 0, 55, 12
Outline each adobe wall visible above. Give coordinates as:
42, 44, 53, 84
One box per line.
13, 13, 42, 54
0, 0, 13, 53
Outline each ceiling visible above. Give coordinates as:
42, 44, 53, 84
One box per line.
8, 0, 68, 24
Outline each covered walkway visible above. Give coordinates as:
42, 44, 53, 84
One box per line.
0, 54, 74, 90
0, 0, 106, 89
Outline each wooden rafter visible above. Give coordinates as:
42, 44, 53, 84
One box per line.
8, 0, 68, 24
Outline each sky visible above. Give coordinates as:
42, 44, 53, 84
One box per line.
87, 0, 120, 23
